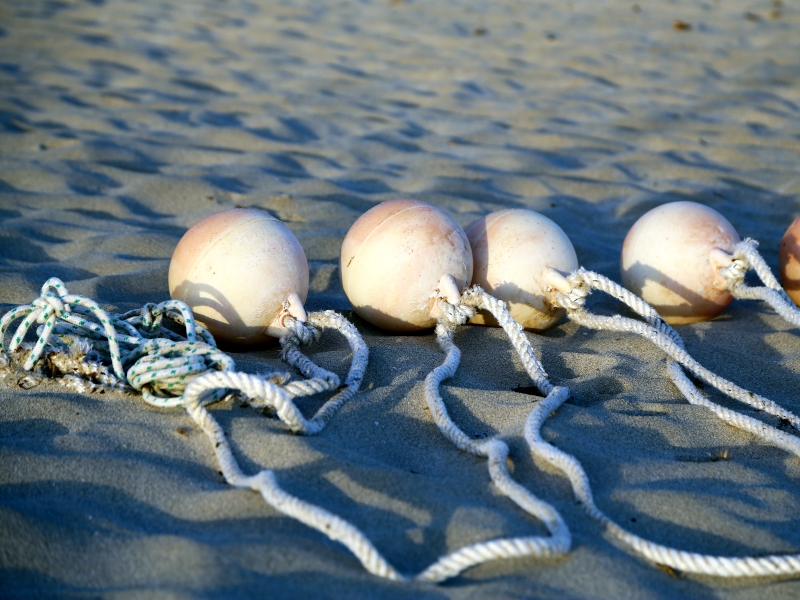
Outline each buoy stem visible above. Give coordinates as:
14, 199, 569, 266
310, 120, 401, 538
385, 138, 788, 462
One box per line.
543, 267, 572, 296
285, 292, 307, 323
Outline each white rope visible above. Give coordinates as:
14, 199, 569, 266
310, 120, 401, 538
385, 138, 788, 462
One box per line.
552, 269, 800, 430
719, 238, 800, 328
666, 363, 800, 460
525, 369, 800, 577
540, 267, 800, 577
180, 370, 404, 582
414, 286, 571, 582
262, 310, 370, 435
460, 287, 554, 394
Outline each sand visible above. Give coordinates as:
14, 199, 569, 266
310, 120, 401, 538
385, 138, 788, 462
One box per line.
1, 0, 800, 597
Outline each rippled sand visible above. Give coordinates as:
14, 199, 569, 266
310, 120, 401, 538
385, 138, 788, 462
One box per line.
1, 0, 800, 598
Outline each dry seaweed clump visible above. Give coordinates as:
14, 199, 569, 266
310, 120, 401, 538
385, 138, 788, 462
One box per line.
0, 337, 130, 395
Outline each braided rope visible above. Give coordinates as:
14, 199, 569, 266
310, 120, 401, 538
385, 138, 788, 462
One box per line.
525, 368, 800, 577
719, 238, 800, 328
460, 287, 554, 394
552, 269, 800, 429
414, 287, 571, 582
541, 268, 800, 577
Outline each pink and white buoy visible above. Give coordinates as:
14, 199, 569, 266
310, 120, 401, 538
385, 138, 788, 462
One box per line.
620, 201, 741, 325
339, 199, 473, 331
169, 207, 309, 347
780, 216, 800, 307
466, 209, 579, 331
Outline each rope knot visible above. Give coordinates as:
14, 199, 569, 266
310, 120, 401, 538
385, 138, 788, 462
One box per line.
715, 239, 765, 293
33, 293, 66, 322
541, 268, 589, 313
435, 298, 475, 327
283, 317, 319, 346
717, 257, 748, 292
553, 278, 589, 312
137, 303, 163, 335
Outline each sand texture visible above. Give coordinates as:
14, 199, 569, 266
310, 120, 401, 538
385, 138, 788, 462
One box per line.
2, 0, 800, 598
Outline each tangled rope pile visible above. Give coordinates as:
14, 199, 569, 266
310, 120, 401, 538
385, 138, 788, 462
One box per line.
0, 277, 231, 402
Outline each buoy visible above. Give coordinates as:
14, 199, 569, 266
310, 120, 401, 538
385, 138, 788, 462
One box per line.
466, 209, 579, 330
779, 216, 800, 307
620, 201, 740, 324
169, 208, 309, 346
340, 199, 473, 331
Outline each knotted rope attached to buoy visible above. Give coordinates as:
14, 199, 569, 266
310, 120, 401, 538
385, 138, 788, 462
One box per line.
716, 238, 800, 328
416, 278, 572, 583
535, 267, 800, 578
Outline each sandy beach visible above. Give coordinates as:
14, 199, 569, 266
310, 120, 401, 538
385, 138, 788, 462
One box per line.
2, 0, 800, 598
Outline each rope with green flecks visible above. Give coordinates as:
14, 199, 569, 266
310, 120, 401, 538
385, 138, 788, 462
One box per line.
0, 277, 233, 407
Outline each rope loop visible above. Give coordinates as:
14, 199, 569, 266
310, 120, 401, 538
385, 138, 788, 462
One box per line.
414, 283, 572, 578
